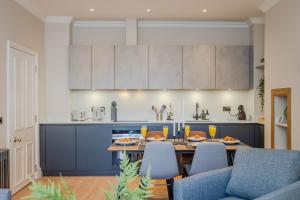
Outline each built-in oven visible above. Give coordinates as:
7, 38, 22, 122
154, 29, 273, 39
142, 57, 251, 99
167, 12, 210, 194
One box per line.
112, 127, 142, 141
111, 125, 142, 170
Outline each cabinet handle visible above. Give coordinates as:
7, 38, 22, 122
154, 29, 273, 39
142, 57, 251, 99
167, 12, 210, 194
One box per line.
17, 138, 22, 142
13, 137, 18, 143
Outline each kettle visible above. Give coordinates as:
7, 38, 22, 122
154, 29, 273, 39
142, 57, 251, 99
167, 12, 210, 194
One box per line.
91, 106, 105, 121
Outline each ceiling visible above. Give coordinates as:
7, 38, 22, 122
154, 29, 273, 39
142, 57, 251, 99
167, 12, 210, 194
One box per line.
15, 0, 267, 21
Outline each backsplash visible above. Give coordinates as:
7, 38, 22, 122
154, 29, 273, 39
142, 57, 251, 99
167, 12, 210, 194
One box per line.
70, 90, 253, 121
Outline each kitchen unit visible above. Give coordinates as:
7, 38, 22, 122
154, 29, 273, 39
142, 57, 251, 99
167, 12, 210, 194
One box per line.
182, 45, 216, 89
39, 121, 264, 176
92, 45, 115, 89
115, 45, 149, 89
69, 44, 250, 90
148, 45, 183, 89
69, 45, 92, 89
216, 45, 250, 89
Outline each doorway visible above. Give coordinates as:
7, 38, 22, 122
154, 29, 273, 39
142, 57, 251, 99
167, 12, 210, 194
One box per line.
6, 41, 38, 194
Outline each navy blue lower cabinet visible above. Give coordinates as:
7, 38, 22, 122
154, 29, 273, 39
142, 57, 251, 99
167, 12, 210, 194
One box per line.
76, 125, 113, 174
39, 126, 46, 171
45, 125, 76, 172
219, 124, 255, 147
254, 124, 265, 148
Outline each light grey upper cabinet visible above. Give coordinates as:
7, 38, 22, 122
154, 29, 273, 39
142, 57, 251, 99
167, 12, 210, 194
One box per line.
69, 45, 92, 89
92, 45, 115, 89
216, 45, 250, 89
183, 45, 216, 89
115, 45, 148, 89
149, 45, 183, 89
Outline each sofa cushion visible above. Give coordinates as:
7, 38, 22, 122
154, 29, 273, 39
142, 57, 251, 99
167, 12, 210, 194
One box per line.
0, 189, 11, 200
219, 196, 245, 200
226, 147, 300, 199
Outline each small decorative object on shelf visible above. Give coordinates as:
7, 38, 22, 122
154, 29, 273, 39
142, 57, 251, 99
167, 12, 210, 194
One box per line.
258, 77, 265, 112
237, 105, 247, 120
167, 104, 174, 120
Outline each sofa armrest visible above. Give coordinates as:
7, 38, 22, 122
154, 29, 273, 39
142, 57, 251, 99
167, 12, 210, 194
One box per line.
255, 181, 300, 200
0, 189, 11, 200
173, 167, 232, 200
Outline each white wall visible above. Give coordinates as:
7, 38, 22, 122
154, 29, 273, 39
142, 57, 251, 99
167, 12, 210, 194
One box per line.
45, 22, 72, 122
249, 24, 265, 121
70, 90, 253, 122
0, 0, 45, 148
265, 0, 300, 150
72, 25, 250, 45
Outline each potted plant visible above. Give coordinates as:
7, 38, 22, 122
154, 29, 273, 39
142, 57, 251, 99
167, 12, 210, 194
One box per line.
24, 152, 152, 200
257, 77, 265, 112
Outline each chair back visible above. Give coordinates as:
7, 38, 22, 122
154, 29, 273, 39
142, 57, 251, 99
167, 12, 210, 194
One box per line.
189, 142, 228, 175
226, 147, 300, 199
140, 142, 179, 179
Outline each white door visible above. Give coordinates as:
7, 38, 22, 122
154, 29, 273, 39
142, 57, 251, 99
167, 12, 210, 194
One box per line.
8, 46, 37, 194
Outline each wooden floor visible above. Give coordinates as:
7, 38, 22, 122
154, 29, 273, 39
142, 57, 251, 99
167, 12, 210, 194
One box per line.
12, 176, 170, 200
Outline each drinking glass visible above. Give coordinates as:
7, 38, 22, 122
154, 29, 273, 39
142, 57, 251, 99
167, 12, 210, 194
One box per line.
141, 125, 148, 139
163, 126, 169, 140
209, 125, 217, 140
184, 125, 190, 140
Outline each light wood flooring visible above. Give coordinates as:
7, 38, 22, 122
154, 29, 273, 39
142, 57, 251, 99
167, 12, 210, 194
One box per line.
12, 176, 170, 200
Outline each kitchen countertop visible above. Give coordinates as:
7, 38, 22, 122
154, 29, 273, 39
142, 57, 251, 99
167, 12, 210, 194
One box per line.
40, 119, 260, 125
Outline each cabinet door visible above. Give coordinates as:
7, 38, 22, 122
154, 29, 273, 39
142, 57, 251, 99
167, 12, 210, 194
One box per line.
149, 45, 182, 89
216, 46, 250, 89
92, 45, 114, 89
115, 45, 148, 89
45, 126, 76, 171
255, 124, 264, 148
69, 45, 92, 89
76, 125, 113, 172
219, 124, 255, 146
183, 45, 216, 89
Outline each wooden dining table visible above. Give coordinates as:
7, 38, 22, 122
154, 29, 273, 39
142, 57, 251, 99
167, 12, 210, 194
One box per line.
107, 139, 247, 166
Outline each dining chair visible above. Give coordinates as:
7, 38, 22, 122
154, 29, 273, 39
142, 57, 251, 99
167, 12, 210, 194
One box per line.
139, 142, 179, 200
184, 142, 228, 177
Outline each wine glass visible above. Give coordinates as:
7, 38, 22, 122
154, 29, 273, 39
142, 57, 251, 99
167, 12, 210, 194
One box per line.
163, 126, 169, 140
209, 125, 217, 140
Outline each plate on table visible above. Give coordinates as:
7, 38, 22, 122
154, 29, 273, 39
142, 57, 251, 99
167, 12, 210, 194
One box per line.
115, 138, 136, 146
219, 136, 240, 145
187, 136, 207, 142
147, 137, 166, 141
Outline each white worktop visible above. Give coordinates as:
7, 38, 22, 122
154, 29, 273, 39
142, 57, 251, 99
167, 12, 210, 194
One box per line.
40, 119, 260, 125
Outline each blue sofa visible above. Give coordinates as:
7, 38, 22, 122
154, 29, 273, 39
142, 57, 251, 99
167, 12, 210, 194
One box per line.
174, 147, 300, 200
0, 189, 11, 200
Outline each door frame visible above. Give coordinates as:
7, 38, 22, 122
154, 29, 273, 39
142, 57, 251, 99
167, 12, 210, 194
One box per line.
6, 41, 40, 187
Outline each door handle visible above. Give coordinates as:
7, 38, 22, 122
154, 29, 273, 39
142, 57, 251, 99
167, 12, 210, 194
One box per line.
13, 137, 22, 143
